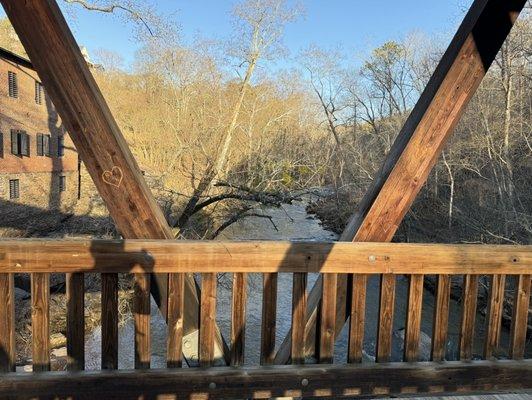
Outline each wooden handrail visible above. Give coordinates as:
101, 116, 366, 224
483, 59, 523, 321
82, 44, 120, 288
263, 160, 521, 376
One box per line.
0, 239, 529, 274
0, 238, 530, 398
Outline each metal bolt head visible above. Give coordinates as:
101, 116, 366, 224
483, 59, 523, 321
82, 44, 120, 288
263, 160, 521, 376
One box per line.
15, 263, 22, 268
368, 255, 376, 263
209, 382, 216, 390
301, 378, 309, 387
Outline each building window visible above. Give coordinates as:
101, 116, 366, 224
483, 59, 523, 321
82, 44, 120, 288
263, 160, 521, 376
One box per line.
58, 135, 64, 157
59, 175, 66, 192
8, 71, 18, 98
35, 81, 43, 105
9, 179, 19, 200
37, 134, 51, 156
10, 130, 30, 156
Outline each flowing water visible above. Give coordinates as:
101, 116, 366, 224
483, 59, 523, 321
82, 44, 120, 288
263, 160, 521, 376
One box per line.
85, 197, 522, 369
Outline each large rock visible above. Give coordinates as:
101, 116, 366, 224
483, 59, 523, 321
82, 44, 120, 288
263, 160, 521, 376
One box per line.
14, 287, 30, 301
393, 328, 432, 361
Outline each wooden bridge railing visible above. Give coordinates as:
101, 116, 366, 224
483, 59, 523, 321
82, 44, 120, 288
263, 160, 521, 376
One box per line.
0, 239, 530, 399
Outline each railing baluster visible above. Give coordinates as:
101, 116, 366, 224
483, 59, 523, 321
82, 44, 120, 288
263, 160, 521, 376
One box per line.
260, 273, 277, 365
134, 273, 150, 369
459, 274, 478, 360
31, 273, 50, 372
101, 273, 118, 370
199, 273, 217, 367
348, 274, 367, 363
319, 273, 337, 363
66, 273, 85, 371
376, 274, 395, 362
291, 272, 307, 364
167, 273, 185, 368
431, 274, 451, 361
509, 274, 531, 360
484, 274, 506, 359
231, 273, 247, 366
404, 274, 424, 362
0, 273, 15, 372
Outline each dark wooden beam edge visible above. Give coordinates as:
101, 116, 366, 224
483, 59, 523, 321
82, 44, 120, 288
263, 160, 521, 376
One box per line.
0, 361, 529, 399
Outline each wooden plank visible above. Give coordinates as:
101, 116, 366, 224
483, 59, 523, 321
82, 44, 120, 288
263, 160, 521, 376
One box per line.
134, 273, 151, 369
0, 273, 15, 372
273, 0, 528, 365
319, 274, 337, 364
291, 273, 307, 364
348, 274, 366, 363
66, 272, 84, 371
0, 361, 530, 399
31, 273, 50, 372
459, 275, 479, 361
199, 273, 217, 367
167, 273, 185, 368
101, 273, 118, 370
484, 274, 506, 359
376, 274, 395, 363
509, 274, 531, 360
431, 274, 451, 361
0, 0, 229, 363
404, 274, 424, 362
260, 273, 277, 365
0, 239, 530, 275
231, 273, 247, 366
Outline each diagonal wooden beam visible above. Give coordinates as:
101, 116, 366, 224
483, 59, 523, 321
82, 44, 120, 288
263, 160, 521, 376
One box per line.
274, 0, 527, 364
0, 0, 229, 364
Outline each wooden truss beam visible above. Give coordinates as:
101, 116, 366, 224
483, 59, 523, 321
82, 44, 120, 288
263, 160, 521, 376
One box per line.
274, 0, 527, 363
0, 0, 228, 363
0, 239, 530, 275
0, 361, 530, 399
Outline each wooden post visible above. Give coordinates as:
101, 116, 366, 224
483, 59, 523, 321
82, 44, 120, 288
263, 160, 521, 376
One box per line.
31, 273, 50, 372
431, 274, 451, 361
66, 273, 85, 371
231, 273, 248, 366
291, 273, 307, 364
0, 273, 15, 372
0, 0, 228, 363
274, 0, 527, 364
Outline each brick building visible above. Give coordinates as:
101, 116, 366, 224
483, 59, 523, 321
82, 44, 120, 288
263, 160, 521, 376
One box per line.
0, 47, 79, 212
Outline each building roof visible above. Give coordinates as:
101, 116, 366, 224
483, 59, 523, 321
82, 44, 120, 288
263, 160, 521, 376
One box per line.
0, 46, 33, 69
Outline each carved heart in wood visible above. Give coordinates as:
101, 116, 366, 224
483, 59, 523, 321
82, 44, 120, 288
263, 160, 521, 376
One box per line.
102, 166, 123, 188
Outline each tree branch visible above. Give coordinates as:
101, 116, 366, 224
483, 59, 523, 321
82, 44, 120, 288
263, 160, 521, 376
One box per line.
62, 0, 155, 36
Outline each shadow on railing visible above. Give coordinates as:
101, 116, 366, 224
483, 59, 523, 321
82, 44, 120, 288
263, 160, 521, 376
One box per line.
0, 239, 530, 398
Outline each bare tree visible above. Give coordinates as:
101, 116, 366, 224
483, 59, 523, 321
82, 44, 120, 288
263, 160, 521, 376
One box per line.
176, 0, 302, 230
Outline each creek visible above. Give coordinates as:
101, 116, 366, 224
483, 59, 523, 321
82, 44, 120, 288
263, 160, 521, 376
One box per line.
84, 196, 518, 369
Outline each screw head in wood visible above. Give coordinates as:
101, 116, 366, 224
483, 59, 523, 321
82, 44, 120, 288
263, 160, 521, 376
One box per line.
301, 378, 309, 386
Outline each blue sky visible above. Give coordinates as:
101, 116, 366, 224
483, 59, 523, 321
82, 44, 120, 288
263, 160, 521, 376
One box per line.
4, 1, 473, 70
